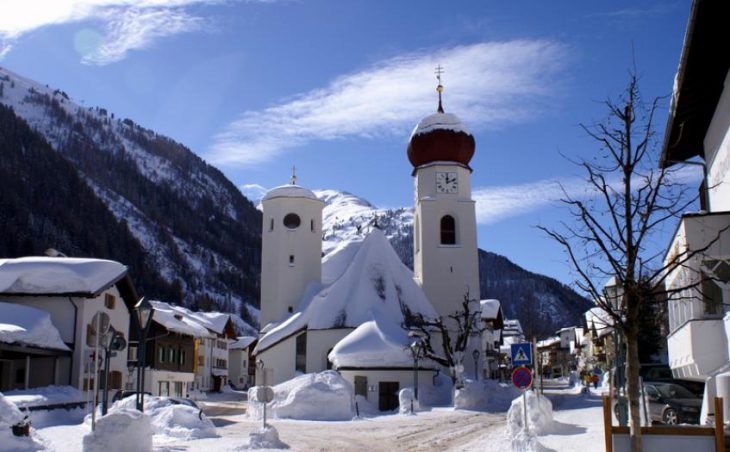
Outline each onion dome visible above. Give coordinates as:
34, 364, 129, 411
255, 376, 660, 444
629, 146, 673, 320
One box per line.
407, 71, 475, 168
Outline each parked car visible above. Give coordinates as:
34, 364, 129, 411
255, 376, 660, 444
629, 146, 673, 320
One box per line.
111, 390, 152, 403
639, 364, 704, 396
644, 382, 702, 425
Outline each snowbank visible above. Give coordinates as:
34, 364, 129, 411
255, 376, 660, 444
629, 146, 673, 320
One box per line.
454, 380, 489, 411
0, 391, 45, 451
82, 408, 152, 452
353, 395, 379, 417
248, 371, 354, 421
108, 396, 217, 441
417, 372, 452, 407
4, 385, 85, 409
507, 391, 554, 435
246, 425, 289, 449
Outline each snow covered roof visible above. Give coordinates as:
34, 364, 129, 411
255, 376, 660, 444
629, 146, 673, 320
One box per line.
585, 307, 613, 337
480, 299, 501, 320
150, 301, 213, 338
230, 336, 257, 350
262, 184, 322, 203
537, 336, 560, 348
0, 257, 127, 296
0, 301, 70, 351
410, 112, 471, 139
256, 229, 438, 353
329, 320, 431, 368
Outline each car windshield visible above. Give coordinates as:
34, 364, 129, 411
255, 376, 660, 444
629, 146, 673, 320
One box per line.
657, 384, 697, 399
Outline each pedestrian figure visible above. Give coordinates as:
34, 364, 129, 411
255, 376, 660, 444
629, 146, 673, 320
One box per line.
591, 374, 599, 389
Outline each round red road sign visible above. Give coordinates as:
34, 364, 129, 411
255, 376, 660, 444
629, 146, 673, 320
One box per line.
511, 366, 533, 390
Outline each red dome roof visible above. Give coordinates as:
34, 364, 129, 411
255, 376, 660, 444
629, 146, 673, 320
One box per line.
407, 112, 475, 168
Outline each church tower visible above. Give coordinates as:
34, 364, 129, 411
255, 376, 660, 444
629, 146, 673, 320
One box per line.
409, 74, 480, 318
260, 173, 324, 329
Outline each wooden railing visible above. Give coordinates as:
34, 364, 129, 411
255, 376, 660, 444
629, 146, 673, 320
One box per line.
603, 396, 725, 452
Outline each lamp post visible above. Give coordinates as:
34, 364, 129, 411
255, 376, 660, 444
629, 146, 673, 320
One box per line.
472, 349, 480, 381
134, 298, 154, 412
409, 338, 423, 415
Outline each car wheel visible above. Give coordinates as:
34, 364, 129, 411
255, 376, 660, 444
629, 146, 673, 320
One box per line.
663, 408, 679, 425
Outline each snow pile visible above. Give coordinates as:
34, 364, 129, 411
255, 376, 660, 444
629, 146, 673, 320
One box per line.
109, 396, 217, 441
246, 424, 289, 449
0, 391, 45, 451
507, 391, 554, 436
418, 372, 453, 407
481, 380, 521, 412
398, 388, 420, 414
82, 408, 152, 452
4, 385, 85, 409
454, 380, 490, 411
0, 302, 70, 351
247, 371, 354, 421
353, 395, 379, 417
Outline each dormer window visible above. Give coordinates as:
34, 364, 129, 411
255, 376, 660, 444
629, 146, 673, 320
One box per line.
440, 215, 456, 245
174, 314, 183, 321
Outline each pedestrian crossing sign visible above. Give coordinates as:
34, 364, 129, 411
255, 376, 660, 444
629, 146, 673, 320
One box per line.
511, 343, 532, 365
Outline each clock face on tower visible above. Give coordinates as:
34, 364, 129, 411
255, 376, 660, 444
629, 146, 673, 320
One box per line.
436, 171, 458, 194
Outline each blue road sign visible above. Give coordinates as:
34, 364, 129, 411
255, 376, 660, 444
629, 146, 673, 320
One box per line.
511, 343, 533, 366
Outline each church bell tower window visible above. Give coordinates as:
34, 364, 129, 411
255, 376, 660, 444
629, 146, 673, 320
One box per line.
283, 213, 301, 229
440, 215, 456, 245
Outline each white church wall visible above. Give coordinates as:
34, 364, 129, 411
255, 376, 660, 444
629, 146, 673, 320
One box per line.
257, 335, 298, 386
306, 329, 352, 372
338, 369, 435, 409
260, 196, 323, 328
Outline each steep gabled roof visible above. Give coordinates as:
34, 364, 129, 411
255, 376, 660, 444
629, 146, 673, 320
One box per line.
255, 229, 437, 354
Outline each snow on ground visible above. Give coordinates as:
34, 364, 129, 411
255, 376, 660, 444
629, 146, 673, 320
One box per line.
22, 378, 612, 451
0, 391, 46, 451
248, 371, 354, 421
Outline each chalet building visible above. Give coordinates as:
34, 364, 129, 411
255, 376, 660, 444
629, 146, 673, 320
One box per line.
479, 299, 504, 379
189, 311, 236, 392
660, 0, 730, 423
229, 336, 257, 389
0, 257, 138, 395
130, 301, 209, 397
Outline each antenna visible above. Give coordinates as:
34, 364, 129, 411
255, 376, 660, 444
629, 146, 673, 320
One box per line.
291, 165, 297, 185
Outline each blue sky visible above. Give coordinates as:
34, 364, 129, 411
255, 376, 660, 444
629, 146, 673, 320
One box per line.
0, 0, 698, 288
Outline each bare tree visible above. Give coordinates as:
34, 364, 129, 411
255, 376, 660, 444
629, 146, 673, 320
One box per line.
402, 291, 484, 386
539, 73, 726, 451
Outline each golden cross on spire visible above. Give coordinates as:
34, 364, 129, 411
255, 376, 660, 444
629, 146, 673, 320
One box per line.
434, 64, 444, 113
291, 165, 297, 185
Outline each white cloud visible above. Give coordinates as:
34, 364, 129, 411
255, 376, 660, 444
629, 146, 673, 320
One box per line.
473, 164, 704, 226
0, 1, 237, 65
473, 177, 587, 225
207, 40, 569, 167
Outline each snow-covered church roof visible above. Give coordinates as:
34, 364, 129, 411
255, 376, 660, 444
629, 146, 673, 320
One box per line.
329, 320, 418, 368
0, 257, 128, 296
256, 229, 438, 356
262, 184, 322, 203
410, 112, 471, 139
0, 302, 70, 351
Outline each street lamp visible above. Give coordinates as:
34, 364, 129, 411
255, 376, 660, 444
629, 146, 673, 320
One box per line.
409, 336, 424, 414
472, 349, 480, 381
134, 297, 154, 412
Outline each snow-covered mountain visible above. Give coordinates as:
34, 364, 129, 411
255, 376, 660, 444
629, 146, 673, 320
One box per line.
313, 189, 592, 339
0, 66, 260, 329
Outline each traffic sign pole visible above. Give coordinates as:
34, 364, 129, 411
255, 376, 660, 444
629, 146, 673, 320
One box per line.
512, 366, 533, 433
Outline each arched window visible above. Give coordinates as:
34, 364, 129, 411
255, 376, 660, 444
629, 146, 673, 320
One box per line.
440, 215, 456, 245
